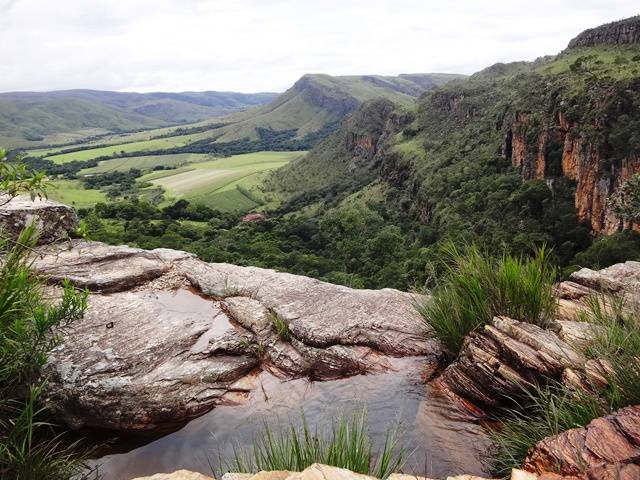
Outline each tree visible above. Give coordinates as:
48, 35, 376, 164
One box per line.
611, 174, 640, 223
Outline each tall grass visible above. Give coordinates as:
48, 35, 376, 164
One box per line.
580, 294, 640, 408
218, 410, 405, 479
486, 383, 605, 476
417, 243, 557, 354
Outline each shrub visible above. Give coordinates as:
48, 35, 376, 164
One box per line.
573, 231, 640, 270
219, 410, 405, 479
417, 244, 557, 355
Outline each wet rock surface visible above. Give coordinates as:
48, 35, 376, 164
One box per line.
0, 195, 77, 243
34, 240, 437, 432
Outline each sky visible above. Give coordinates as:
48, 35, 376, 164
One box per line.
1, 0, 638, 93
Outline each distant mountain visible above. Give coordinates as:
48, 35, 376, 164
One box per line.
210, 73, 465, 143
0, 89, 278, 148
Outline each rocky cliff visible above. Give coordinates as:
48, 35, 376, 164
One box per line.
506, 106, 640, 235
3, 197, 640, 480
568, 16, 640, 49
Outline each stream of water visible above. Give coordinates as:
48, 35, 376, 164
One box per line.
88, 357, 490, 479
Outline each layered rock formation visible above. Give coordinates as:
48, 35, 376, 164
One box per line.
439, 261, 640, 408
32, 237, 437, 432
523, 405, 640, 478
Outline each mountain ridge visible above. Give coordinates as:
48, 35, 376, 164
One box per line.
0, 89, 279, 149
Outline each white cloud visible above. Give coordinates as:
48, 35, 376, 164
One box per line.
0, 0, 637, 93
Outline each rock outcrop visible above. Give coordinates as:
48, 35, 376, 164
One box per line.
0, 195, 77, 243
438, 262, 640, 408
567, 16, 640, 49
33, 240, 438, 432
523, 405, 640, 478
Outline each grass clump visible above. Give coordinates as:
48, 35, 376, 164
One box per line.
581, 295, 640, 408
486, 383, 605, 476
269, 310, 290, 341
417, 243, 557, 355
220, 410, 405, 479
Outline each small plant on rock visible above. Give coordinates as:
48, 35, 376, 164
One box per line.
269, 310, 290, 341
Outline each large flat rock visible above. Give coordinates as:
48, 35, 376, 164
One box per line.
35, 240, 439, 432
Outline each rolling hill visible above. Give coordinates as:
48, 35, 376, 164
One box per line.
0, 89, 278, 149
23, 72, 464, 162
265, 16, 640, 271
209, 73, 465, 143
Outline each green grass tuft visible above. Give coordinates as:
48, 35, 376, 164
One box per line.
486, 383, 605, 476
269, 310, 290, 341
218, 410, 405, 479
417, 243, 557, 355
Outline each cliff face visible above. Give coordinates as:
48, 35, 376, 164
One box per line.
568, 16, 640, 49
506, 109, 640, 235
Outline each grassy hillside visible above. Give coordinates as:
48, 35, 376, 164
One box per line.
210, 73, 464, 143
0, 89, 277, 149
260, 38, 640, 281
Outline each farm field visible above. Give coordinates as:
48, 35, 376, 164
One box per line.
79, 153, 208, 174
43, 150, 305, 212
144, 151, 305, 210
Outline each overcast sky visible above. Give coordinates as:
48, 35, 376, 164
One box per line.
1, 0, 638, 93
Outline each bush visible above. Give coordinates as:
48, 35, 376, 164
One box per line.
219, 410, 404, 479
417, 244, 557, 355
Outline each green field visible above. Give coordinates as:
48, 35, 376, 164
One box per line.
144, 151, 305, 210
79, 153, 208, 174
45, 150, 305, 212
47, 179, 108, 208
